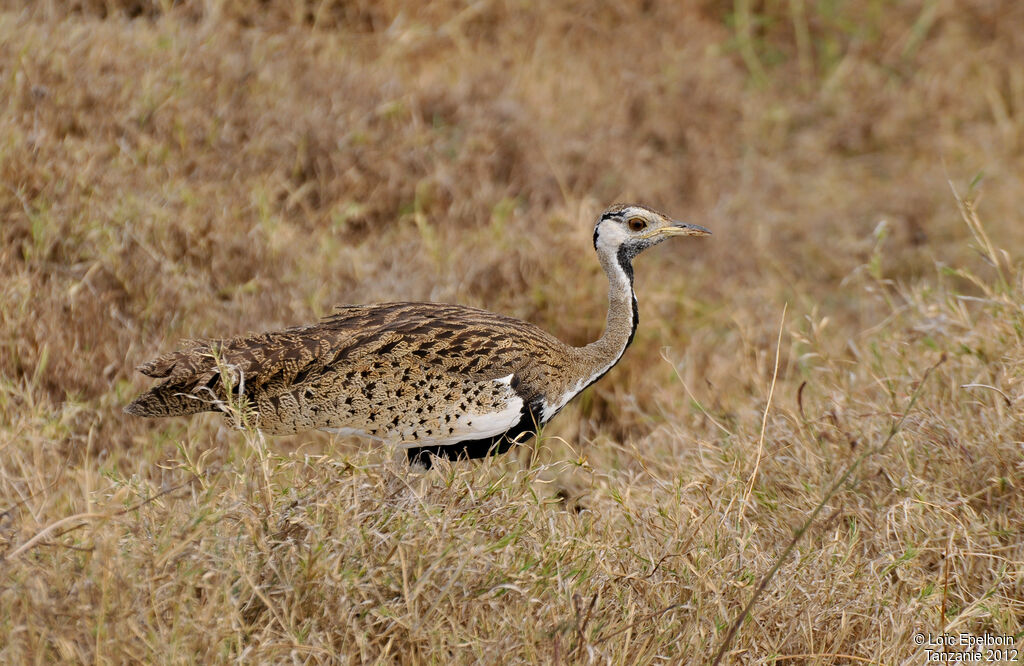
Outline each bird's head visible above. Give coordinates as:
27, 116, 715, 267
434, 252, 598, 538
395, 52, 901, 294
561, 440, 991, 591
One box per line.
592, 203, 710, 264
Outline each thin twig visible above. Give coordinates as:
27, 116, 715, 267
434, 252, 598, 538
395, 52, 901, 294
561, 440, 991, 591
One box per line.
572, 593, 598, 656
958, 383, 1012, 406
593, 603, 685, 646
744, 303, 787, 512
942, 535, 951, 624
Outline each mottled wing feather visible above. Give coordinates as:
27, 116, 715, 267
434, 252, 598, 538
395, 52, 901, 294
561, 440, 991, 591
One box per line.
126, 303, 572, 440
126, 329, 334, 417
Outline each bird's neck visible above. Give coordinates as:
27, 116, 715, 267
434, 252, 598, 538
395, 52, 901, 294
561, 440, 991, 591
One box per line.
581, 246, 638, 372
539, 247, 638, 422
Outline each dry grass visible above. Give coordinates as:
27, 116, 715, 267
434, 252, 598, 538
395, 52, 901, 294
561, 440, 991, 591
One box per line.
2, 1, 1023, 663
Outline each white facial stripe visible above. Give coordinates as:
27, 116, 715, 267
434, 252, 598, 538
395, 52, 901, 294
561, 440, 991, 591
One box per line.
596, 218, 629, 249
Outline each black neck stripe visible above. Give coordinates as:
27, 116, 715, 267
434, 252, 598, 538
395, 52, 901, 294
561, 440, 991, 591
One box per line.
616, 245, 636, 286
616, 245, 639, 349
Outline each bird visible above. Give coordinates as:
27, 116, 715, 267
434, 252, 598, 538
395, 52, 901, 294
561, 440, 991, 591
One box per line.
125, 204, 710, 467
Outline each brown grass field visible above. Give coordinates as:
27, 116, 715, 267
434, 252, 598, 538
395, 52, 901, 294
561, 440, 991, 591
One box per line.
2, 1, 1023, 663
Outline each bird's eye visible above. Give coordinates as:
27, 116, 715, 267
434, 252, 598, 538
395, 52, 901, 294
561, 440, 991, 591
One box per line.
626, 217, 647, 232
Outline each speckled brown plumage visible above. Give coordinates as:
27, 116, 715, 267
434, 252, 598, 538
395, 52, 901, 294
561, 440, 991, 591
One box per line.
130, 303, 568, 434
126, 204, 710, 465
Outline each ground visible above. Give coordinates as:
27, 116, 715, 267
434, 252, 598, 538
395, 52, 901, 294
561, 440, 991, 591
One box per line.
1, 1, 1022, 663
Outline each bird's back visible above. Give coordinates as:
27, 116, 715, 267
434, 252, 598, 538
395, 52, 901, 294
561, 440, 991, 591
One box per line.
126, 302, 574, 445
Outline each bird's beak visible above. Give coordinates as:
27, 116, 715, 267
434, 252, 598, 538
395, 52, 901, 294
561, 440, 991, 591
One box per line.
647, 220, 711, 239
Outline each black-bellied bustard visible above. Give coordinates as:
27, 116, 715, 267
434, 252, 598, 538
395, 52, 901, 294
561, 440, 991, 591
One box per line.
126, 204, 710, 466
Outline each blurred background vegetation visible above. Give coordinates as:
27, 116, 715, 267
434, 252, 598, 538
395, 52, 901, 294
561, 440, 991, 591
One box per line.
1, 1, 1022, 662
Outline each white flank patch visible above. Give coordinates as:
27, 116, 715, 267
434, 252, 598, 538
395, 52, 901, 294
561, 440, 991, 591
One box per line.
320, 426, 383, 440
398, 374, 524, 448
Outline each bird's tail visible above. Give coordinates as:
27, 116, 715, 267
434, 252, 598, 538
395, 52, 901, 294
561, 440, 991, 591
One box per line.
123, 385, 216, 418
124, 344, 224, 418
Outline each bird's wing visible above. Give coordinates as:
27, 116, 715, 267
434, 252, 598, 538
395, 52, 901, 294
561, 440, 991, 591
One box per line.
126, 302, 567, 421
125, 326, 339, 417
